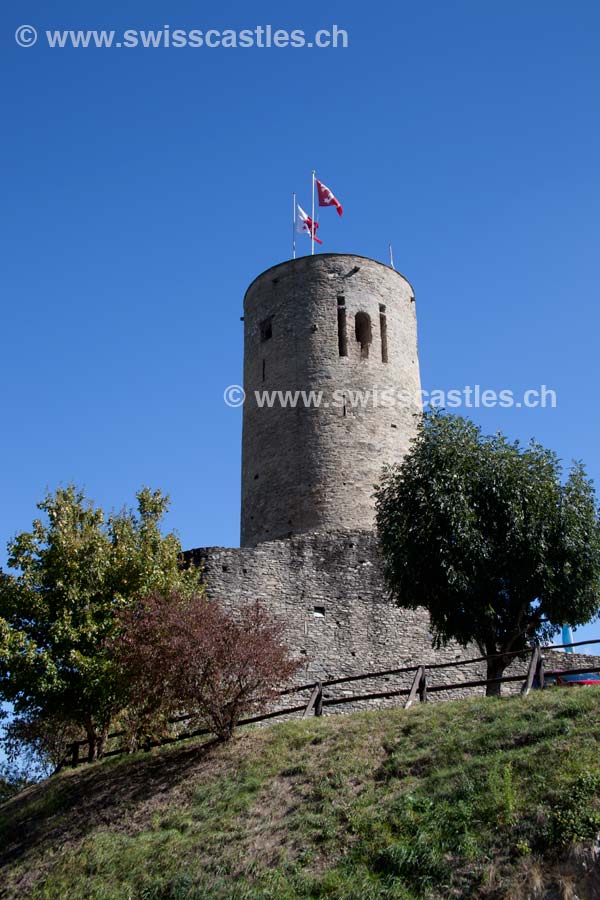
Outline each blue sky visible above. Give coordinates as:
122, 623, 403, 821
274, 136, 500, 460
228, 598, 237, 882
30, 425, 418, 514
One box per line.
1, 0, 599, 643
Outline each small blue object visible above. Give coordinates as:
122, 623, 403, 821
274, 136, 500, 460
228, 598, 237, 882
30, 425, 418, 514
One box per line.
562, 624, 574, 653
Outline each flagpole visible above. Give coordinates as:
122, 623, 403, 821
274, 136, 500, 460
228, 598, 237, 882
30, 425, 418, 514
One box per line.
292, 192, 296, 259
389, 244, 395, 270
311, 169, 316, 255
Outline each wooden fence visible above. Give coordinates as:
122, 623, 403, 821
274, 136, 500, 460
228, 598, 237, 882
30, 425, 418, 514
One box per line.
63, 638, 600, 769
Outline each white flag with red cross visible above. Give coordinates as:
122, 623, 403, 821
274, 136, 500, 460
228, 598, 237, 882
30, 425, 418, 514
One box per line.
296, 204, 322, 244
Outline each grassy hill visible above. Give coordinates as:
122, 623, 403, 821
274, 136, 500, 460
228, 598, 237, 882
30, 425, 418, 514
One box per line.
2, 690, 600, 900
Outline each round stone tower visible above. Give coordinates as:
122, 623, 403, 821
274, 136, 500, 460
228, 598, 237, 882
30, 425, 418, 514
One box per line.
240, 253, 421, 546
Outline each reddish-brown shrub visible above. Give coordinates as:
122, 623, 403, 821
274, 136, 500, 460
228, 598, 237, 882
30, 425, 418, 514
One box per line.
112, 593, 302, 742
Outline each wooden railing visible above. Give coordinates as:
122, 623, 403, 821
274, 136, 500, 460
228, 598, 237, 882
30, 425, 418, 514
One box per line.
62, 638, 600, 769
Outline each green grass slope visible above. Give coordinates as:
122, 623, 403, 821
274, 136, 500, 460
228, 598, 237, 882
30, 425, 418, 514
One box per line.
2, 690, 600, 900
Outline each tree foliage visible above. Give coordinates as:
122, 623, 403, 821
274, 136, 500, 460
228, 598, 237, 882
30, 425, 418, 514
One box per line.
0, 486, 199, 760
375, 412, 600, 694
112, 592, 302, 742
0, 758, 37, 804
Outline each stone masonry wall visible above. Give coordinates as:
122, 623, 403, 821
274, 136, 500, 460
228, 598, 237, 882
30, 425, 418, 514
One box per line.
186, 530, 599, 716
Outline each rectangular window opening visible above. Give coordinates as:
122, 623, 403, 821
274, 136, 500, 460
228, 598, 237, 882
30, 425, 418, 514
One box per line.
337, 296, 348, 357
313, 606, 326, 618
380, 309, 388, 363
260, 317, 273, 342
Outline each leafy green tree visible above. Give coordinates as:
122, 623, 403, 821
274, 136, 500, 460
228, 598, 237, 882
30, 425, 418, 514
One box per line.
375, 412, 600, 695
0, 486, 199, 760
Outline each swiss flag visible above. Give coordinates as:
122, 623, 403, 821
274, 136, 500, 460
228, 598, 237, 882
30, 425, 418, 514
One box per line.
316, 179, 343, 216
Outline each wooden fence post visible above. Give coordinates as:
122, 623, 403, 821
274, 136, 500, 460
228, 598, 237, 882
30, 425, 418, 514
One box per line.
405, 666, 425, 709
418, 668, 428, 704
315, 683, 323, 717
303, 682, 323, 718
521, 646, 540, 696
535, 654, 545, 691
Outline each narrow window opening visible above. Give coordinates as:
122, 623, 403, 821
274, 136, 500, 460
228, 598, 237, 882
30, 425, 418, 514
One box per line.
379, 304, 388, 363
262, 359, 266, 381
337, 296, 347, 357
313, 606, 325, 618
355, 311, 372, 359
260, 317, 273, 342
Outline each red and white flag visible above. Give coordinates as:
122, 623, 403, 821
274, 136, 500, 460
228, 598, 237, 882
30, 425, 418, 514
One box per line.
296, 204, 322, 244
316, 178, 343, 216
